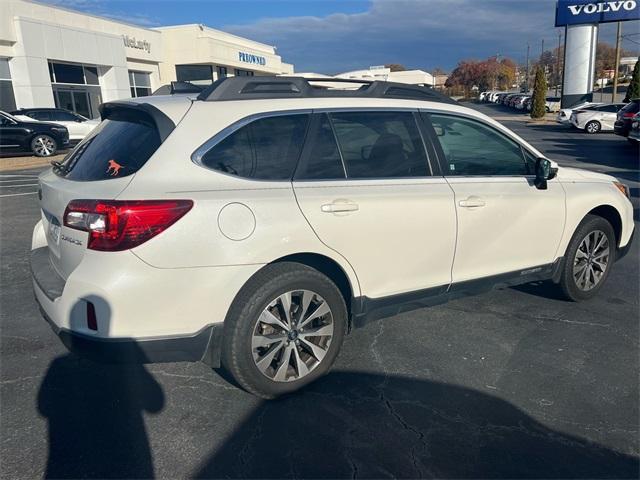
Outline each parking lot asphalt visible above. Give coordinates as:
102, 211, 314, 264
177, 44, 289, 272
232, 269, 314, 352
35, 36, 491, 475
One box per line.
1, 104, 638, 479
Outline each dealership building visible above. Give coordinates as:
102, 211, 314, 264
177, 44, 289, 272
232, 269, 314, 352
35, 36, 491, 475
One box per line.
0, 0, 294, 118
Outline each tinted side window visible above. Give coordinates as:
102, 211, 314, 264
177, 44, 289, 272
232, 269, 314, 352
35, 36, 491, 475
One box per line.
51, 111, 79, 121
201, 114, 309, 180
429, 114, 527, 176
330, 111, 429, 179
30, 111, 52, 121
294, 114, 345, 180
621, 101, 639, 114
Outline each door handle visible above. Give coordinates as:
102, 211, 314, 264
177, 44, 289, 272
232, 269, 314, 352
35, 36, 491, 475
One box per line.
458, 197, 486, 208
321, 202, 359, 213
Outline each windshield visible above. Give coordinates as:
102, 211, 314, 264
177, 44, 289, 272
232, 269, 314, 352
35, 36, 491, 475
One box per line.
0, 111, 19, 122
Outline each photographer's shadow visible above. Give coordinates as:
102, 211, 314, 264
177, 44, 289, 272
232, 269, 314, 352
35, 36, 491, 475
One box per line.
37, 299, 164, 479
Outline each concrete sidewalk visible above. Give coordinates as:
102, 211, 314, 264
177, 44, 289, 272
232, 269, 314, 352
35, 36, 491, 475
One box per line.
0, 154, 63, 172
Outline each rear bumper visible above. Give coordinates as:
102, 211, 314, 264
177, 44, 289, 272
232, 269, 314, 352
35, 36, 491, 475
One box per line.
614, 121, 630, 137
38, 302, 222, 365
29, 244, 246, 367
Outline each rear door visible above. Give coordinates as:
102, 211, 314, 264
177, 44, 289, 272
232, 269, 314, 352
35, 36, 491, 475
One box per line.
293, 110, 456, 300
38, 106, 165, 279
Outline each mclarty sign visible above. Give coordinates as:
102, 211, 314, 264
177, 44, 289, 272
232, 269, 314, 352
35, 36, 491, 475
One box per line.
123, 35, 151, 54
556, 0, 639, 26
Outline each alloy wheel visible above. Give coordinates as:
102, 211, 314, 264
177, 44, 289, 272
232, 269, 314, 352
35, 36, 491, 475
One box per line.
33, 135, 55, 156
573, 230, 609, 291
251, 290, 334, 382
586, 122, 600, 134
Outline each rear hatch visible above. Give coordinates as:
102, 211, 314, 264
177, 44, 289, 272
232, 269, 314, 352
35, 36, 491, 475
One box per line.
38, 102, 175, 280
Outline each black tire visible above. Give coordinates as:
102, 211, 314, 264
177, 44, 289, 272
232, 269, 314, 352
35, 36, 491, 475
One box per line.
221, 262, 347, 399
31, 134, 57, 157
558, 215, 616, 301
585, 121, 601, 134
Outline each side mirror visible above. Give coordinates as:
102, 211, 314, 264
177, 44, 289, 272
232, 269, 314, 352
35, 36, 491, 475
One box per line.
534, 157, 557, 190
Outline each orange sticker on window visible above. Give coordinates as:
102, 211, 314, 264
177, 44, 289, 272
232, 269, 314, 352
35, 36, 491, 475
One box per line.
106, 159, 123, 176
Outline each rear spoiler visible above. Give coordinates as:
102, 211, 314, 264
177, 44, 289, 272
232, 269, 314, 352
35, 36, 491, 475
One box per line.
99, 101, 175, 142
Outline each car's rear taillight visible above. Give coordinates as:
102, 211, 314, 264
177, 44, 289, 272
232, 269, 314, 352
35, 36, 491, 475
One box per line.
622, 112, 636, 119
63, 199, 193, 251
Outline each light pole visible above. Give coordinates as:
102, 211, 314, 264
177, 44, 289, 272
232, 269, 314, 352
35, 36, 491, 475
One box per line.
525, 43, 530, 92
612, 22, 622, 103
555, 32, 562, 97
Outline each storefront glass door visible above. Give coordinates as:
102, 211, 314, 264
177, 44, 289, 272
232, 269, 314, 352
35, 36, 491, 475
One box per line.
53, 88, 99, 118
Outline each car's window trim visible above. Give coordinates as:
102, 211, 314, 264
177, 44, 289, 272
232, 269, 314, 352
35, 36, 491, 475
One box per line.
420, 110, 536, 179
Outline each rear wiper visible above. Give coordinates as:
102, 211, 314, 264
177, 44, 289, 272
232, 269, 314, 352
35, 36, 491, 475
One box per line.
50, 160, 68, 174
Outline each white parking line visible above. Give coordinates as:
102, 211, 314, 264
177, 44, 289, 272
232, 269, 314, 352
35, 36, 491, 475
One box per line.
0, 175, 39, 178
0, 191, 38, 198
0, 179, 39, 183
0, 184, 38, 188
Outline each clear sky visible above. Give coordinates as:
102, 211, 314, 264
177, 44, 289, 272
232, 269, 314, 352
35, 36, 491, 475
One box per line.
40, 0, 639, 74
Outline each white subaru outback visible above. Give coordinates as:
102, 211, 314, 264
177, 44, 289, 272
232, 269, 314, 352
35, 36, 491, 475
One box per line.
31, 77, 634, 398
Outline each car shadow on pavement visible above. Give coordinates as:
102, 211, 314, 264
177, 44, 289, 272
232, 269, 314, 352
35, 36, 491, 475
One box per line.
524, 129, 639, 171
193, 371, 639, 479
36, 299, 164, 479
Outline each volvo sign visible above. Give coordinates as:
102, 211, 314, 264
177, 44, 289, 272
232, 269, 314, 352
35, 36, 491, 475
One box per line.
556, 0, 639, 26
557, 0, 638, 108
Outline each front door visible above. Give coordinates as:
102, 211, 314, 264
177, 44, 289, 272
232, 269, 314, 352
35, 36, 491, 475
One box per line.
293, 111, 457, 300
424, 112, 565, 283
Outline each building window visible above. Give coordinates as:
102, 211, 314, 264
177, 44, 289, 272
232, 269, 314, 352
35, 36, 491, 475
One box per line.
234, 69, 254, 77
217, 66, 228, 79
176, 64, 212, 84
48, 61, 99, 85
0, 58, 16, 111
128, 71, 152, 98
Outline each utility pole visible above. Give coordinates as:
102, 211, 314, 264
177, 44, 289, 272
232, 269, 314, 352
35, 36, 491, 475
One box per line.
555, 32, 562, 97
541, 39, 545, 93
525, 43, 530, 92
612, 22, 622, 103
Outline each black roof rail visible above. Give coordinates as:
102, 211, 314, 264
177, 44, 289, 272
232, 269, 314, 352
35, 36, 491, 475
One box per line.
196, 76, 457, 104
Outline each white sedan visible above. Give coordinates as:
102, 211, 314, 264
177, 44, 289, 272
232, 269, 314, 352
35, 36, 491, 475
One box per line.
570, 103, 626, 133
557, 102, 602, 124
10, 108, 99, 142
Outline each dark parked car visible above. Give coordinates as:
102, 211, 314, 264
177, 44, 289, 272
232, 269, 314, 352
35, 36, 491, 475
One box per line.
0, 110, 69, 157
614, 99, 640, 138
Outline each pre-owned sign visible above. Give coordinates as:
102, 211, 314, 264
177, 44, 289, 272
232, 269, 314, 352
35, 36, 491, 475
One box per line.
556, 0, 639, 26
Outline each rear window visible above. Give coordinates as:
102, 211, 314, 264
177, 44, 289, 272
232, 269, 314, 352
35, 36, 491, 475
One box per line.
56, 113, 161, 181
621, 101, 640, 114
